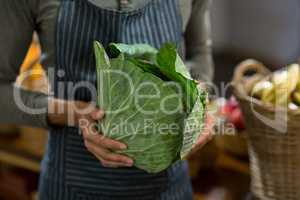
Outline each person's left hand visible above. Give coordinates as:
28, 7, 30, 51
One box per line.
188, 113, 215, 156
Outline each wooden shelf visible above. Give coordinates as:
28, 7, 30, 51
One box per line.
215, 151, 250, 175
0, 127, 47, 172
0, 149, 40, 172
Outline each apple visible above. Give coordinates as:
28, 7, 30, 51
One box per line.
220, 96, 238, 116
228, 108, 245, 130
219, 96, 245, 130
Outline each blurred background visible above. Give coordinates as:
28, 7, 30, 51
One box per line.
0, 1, 299, 200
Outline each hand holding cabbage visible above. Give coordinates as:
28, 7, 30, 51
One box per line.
94, 41, 208, 173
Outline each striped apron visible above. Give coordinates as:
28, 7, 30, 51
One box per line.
39, 0, 193, 199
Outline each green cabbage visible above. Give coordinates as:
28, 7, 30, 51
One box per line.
94, 41, 207, 173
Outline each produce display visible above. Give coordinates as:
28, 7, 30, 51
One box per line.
251, 63, 300, 109
220, 97, 245, 130
94, 42, 207, 173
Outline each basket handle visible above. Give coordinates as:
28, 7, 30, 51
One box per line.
233, 59, 270, 83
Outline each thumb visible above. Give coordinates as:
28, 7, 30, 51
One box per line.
90, 109, 105, 120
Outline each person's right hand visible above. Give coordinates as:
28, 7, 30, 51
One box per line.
48, 98, 134, 168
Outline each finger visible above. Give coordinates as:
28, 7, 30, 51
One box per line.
192, 125, 214, 151
195, 132, 211, 146
205, 113, 216, 130
100, 149, 133, 166
84, 140, 133, 166
101, 161, 120, 168
192, 133, 212, 153
100, 159, 128, 168
194, 126, 212, 146
84, 130, 127, 150
91, 149, 127, 168
81, 124, 98, 138
79, 118, 97, 135
93, 154, 127, 168
196, 114, 215, 144
90, 109, 105, 120
84, 140, 128, 167
81, 125, 127, 151
97, 135, 127, 150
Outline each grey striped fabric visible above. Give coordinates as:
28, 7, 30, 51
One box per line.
39, 0, 193, 199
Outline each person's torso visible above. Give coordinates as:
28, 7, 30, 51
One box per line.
39, 0, 192, 199
36, 0, 194, 70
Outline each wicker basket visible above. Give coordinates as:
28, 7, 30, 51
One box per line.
232, 59, 300, 200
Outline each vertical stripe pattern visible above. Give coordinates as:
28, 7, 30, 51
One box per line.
39, 0, 192, 199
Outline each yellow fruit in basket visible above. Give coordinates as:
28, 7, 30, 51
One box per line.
245, 74, 265, 94
250, 63, 300, 108
275, 90, 290, 106
261, 85, 275, 104
252, 80, 273, 99
287, 64, 299, 93
272, 70, 288, 86
296, 82, 300, 91
272, 64, 300, 94
272, 64, 300, 107
274, 83, 290, 106
296, 67, 300, 92
292, 91, 300, 105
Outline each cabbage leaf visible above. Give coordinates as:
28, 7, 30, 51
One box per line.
94, 41, 206, 173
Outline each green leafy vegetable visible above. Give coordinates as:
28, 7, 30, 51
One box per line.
94, 41, 207, 173
156, 43, 198, 113
126, 58, 168, 80
109, 43, 157, 63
